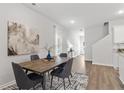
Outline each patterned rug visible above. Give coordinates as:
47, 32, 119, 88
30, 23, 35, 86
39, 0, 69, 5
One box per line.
2, 72, 88, 90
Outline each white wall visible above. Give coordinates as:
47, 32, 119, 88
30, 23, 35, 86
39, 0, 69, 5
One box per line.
92, 34, 113, 66
54, 26, 67, 55
0, 4, 65, 86
110, 18, 124, 43
113, 25, 124, 43
90, 22, 113, 66
85, 24, 105, 61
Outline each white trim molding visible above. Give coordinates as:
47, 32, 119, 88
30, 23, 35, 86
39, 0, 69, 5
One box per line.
0, 80, 16, 89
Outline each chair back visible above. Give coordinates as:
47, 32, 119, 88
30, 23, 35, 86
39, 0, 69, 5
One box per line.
30, 55, 40, 61
12, 62, 33, 89
59, 53, 67, 57
61, 58, 73, 77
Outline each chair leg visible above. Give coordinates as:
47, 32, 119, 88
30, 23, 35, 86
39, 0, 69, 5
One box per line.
33, 86, 35, 90
41, 81, 43, 88
63, 78, 66, 90
71, 73, 73, 77
68, 77, 71, 85
50, 75, 53, 89
25, 69, 28, 74
48, 71, 50, 80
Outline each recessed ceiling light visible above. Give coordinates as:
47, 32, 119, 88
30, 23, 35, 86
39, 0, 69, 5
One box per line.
32, 3, 41, 7
118, 10, 124, 14
32, 3, 36, 6
70, 20, 75, 24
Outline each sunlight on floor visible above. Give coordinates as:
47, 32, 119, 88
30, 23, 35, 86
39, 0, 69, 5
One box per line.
72, 55, 86, 74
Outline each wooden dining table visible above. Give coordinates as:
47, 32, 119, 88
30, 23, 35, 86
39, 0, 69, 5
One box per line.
19, 57, 70, 90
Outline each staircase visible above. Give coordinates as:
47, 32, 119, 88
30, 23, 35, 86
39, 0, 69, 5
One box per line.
92, 22, 113, 66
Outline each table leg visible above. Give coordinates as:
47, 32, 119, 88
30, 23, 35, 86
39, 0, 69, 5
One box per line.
42, 73, 46, 90
25, 69, 28, 74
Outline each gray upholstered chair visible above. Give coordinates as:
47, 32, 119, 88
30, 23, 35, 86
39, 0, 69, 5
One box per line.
58, 53, 73, 77
58, 53, 68, 68
30, 55, 40, 61
59, 53, 67, 57
50, 58, 73, 89
12, 62, 43, 90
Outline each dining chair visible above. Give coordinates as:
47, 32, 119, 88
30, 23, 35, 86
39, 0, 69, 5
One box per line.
58, 53, 73, 77
59, 53, 68, 57
50, 58, 73, 90
30, 54, 40, 61
58, 53, 68, 68
12, 62, 43, 90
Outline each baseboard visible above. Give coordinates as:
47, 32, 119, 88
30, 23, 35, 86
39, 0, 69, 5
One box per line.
92, 63, 113, 67
0, 80, 16, 89
85, 60, 92, 62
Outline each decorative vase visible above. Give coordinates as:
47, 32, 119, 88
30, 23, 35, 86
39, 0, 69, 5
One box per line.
47, 50, 51, 60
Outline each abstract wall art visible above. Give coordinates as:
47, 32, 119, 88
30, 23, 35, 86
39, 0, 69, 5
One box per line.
8, 21, 39, 56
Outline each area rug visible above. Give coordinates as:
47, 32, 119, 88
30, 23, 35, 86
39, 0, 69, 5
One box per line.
2, 72, 88, 90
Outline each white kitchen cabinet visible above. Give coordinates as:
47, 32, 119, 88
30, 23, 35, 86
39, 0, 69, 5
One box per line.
118, 53, 124, 84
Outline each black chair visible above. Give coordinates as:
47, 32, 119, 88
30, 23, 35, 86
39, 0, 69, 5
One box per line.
59, 53, 67, 57
50, 58, 73, 90
58, 53, 73, 77
30, 55, 40, 61
58, 53, 68, 68
12, 62, 43, 90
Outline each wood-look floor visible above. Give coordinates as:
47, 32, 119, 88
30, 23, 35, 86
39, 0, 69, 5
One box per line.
72, 55, 124, 90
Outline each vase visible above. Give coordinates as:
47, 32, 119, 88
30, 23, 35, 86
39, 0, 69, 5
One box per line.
47, 50, 51, 60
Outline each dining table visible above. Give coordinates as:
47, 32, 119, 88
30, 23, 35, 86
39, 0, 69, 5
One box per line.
19, 56, 70, 90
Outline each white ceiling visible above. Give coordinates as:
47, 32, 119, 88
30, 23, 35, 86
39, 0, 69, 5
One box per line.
25, 3, 124, 31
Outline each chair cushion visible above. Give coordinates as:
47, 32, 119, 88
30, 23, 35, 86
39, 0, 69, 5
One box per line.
51, 68, 63, 77
58, 63, 66, 68
28, 73, 43, 82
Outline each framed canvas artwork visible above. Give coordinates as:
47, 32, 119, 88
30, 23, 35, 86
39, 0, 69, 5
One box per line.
8, 21, 39, 56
